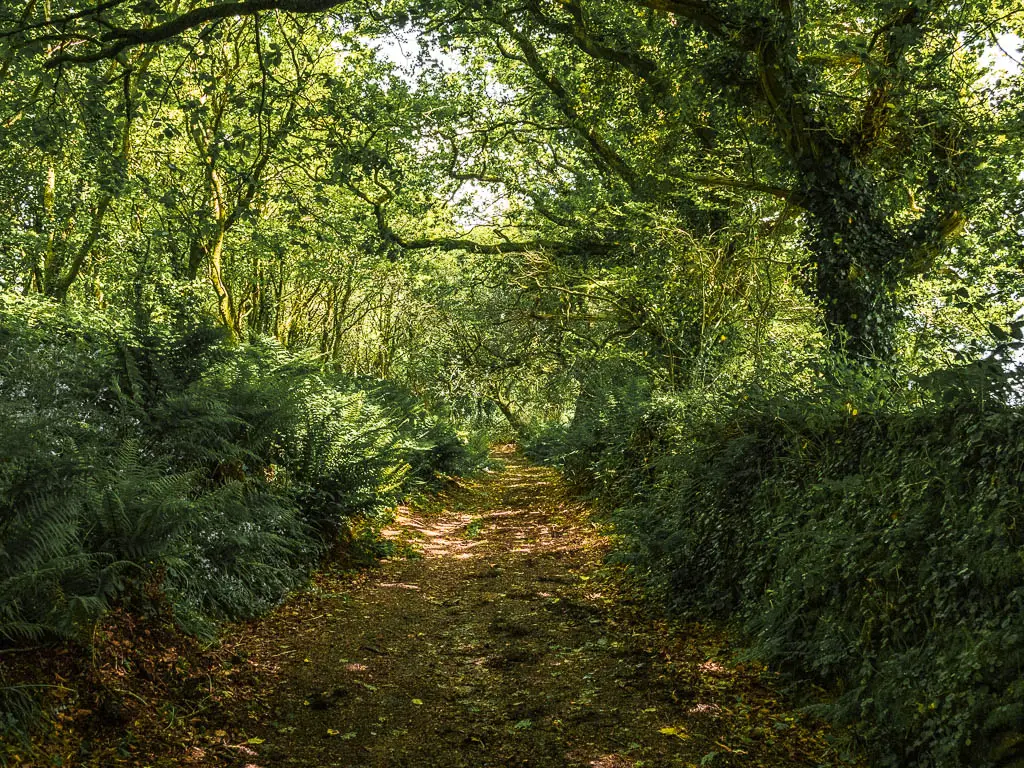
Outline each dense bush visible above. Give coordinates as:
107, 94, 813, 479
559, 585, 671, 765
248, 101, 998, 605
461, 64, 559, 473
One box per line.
0, 295, 483, 644
530, 375, 1024, 767
370, 380, 492, 488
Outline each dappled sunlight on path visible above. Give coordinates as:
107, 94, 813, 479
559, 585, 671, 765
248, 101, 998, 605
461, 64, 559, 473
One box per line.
207, 448, 856, 768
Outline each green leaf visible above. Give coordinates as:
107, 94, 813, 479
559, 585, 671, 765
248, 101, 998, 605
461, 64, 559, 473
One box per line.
988, 323, 1010, 342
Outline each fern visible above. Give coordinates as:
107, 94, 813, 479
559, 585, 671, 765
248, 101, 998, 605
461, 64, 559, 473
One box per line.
0, 296, 476, 735
87, 440, 196, 564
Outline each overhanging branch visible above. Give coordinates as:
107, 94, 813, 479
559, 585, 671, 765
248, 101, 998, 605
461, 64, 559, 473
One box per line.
43, 0, 350, 67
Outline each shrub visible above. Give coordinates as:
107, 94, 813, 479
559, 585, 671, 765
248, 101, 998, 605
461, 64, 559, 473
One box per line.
0, 296, 479, 648
542, 374, 1024, 767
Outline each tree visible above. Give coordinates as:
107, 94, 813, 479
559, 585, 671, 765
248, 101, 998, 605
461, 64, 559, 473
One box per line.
1, 0, 1021, 377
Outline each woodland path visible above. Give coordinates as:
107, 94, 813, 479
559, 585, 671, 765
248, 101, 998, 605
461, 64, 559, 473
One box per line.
205, 448, 855, 768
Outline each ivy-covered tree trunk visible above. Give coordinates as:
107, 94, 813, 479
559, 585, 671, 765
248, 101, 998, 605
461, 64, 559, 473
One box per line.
799, 161, 904, 360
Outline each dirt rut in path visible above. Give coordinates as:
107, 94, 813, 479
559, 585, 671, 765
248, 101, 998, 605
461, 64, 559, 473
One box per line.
219, 449, 855, 768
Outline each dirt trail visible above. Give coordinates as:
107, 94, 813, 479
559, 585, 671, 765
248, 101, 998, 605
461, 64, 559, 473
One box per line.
213, 448, 855, 768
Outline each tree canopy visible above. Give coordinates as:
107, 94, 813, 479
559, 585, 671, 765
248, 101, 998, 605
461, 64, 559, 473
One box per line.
2, 2, 1024, 765
2, 0, 1021, 386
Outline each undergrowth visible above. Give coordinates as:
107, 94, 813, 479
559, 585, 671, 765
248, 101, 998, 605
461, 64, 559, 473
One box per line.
526, 364, 1024, 768
0, 294, 486, 737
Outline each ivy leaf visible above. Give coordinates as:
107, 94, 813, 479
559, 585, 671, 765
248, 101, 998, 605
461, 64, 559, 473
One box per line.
988, 323, 1009, 342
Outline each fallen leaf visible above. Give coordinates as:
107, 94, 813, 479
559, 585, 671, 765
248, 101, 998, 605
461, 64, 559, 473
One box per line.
659, 726, 689, 739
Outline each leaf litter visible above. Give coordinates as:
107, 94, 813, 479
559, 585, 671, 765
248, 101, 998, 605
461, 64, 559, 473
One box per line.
4, 446, 862, 767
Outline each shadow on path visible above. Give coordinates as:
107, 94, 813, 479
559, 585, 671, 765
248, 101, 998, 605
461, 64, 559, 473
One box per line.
211, 447, 856, 768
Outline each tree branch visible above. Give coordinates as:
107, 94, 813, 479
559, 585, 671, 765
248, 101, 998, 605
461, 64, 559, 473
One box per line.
526, 0, 672, 100
490, 16, 640, 191
633, 0, 728, 39
43, 0, 349, 67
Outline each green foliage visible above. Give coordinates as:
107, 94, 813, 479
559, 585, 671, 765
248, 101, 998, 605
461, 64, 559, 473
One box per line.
371, 379, 492, 486
1, 1, 1022, 763
0, 295, 480, 649
536, 369, 1024, 767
